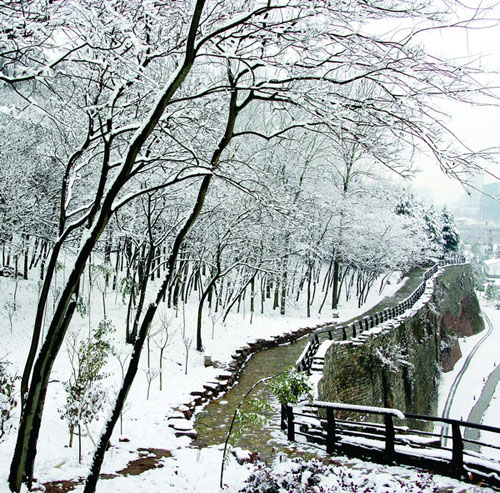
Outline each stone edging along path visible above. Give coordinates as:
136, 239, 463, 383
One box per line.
167, 322, 332, 437
168, 258, 466, 437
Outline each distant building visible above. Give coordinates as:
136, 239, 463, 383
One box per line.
450, 173, 483, 220
450, 177, 500, 246
481, 182, 500, 224
484, 258, 500, 279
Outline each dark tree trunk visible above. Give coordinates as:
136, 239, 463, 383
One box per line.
197, 271, 220, 351
9, 18, 205, 485
129, 243, 154, 343
332, 259, 340, 310
29, 237, 40, 270
23, 235, 29, 280
9, 300, 77, 491
83, 303, 156, 493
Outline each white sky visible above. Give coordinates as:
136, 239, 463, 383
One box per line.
406, 2, 500, 206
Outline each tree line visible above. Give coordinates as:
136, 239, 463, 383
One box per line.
0, 1, 488, 491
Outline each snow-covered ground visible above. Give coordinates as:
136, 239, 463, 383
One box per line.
436, 301, 500, 460
0, 266, 497, 492
0, 266, 405, 491
437, 305, 500, 422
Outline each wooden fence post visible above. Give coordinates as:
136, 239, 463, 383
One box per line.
451, 423, 464, 477
326, 407, 336, 454
384, 414, 395, 463
287, 405, 295, 442
281, 404, 287, 431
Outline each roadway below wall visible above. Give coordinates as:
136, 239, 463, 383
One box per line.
439, 311, 500, 451
462, 311, 500, 452
439, 311, 494, 443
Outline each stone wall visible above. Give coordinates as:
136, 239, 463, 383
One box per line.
317, 264, 483, 425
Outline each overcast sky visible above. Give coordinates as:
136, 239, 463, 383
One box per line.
408, 2, 500, 206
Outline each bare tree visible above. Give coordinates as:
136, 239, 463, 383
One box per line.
152, 311, 177, 391
2, 2, 495, 492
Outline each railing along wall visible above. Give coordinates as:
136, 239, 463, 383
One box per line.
285, 255, 500, 486
296, 255, 466, 374
280, 401, 500, 488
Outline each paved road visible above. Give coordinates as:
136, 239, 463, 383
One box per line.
463, 312, 500, 451
440, 311, 500, 449
440, 313, 493, 419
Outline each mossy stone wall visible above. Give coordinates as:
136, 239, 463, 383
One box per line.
317, 264, 483, 424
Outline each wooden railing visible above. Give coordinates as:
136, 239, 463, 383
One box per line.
281, 401, 500, 488
285, 256, 500, 486
296, 256, 466, 374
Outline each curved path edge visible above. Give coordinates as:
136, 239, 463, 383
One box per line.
440, 311, 496, 446
463, 312, 500, 451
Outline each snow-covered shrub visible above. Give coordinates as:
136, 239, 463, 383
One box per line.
240, 458, 440, 492
0, 360, 18, 442
59, 319, 115, 453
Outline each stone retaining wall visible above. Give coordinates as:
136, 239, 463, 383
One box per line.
317, 264, 483, 425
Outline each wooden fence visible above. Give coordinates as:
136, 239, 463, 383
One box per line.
281, 401, 500, 488
296, 256, 465, 374
284, 256, 500, 486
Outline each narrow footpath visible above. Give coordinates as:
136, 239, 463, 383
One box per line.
192, 266, 431, 459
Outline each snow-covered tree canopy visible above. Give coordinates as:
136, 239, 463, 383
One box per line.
0, 1, 487, 491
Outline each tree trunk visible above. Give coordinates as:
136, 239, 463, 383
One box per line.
331, 259, 340, 310
20, 239, 66, 405
10, 31, 204, 486
250, 276, 255, 324
9, 300, 77, 491
23, 235, 29, 280
306, 264, 312, 318
85, 154, 217, 493
84, 303, 156, 493
280, 274, 287, 315
128, 243, 154, 343
273, 281, 279, 310
87, 14, 256, 492
29, 237, 39, 270
197, 272, 220, 351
